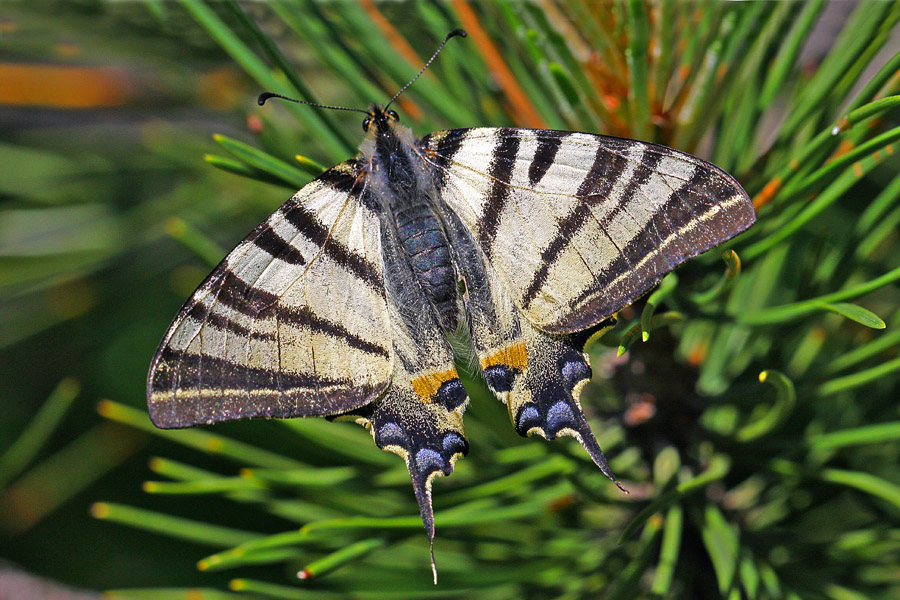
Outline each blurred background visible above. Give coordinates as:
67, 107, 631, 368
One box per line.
2, 1, 900, 599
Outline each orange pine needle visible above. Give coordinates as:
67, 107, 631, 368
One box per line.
358, 0, 424, 121
452, 0, 547, 129
0, 63, 132, 108
753, 177, 782, 209
360, 0, 423, 70
829, 139, 856, 161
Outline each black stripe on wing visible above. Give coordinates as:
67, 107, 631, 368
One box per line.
251, 227, 307, 265
148, 348, 377, 428
528, 132, 565, 186
184, 301, 276, 341
282, 203, 382, 290
560, 156, 754, 332
275, 305, 391, 358
147, 159, 391, 428
215, 270, 278, 317
520, 148, 636, 306
478, 129, 520, 257
420, 128, 470, 186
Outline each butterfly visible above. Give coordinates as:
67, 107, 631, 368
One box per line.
146, 29, 755, 580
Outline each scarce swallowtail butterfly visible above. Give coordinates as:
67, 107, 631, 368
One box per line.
147, 29, 756, 581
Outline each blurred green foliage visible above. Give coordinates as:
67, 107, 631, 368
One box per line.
1, 1, 900, 599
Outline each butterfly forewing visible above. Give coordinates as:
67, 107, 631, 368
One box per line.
421, 128, 756, 334
147, 160, 393, 428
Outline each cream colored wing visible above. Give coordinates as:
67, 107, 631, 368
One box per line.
442, 203, 621, 488
147, 160, 392, 428
420, 128, 755, 334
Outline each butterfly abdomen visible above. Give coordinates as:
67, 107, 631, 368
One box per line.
365, 119, 460, 332
395, 203, 458, 331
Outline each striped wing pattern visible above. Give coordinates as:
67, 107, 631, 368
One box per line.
422, 128, 756, 334
443, 204, 620, 485
148, 117, 756, 577
147, 161, 392, 428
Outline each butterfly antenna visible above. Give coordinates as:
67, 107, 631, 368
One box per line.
257, 92, 371, 115
384, 28, 467, 112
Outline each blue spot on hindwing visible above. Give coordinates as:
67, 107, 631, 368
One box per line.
560, 358, 590, 388
442, 432, 468, 456
516, 405, 541, 435
546, 401, 576, 436
376, 421, 407, 448
435, 378, 467, 410
415, 448, 445, 474
484, 365, 517, 393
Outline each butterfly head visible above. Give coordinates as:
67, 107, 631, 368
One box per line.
259, 29, 466, 150
362, 105, 400, 135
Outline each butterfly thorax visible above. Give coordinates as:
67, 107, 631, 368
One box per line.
362, 107, 459, 332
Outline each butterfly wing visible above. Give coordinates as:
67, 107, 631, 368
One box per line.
425, 127, 754, 484
147, 160, 393, 428
443, 203, 620, 486
338, 210, 469, 580
421, 128, 756, 333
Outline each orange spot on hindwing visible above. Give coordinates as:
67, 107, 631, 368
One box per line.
479, 342, 528, 371
411, 369, 459, 403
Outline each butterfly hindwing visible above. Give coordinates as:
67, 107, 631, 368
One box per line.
443, 207, 619, 483
338, 211, 469, 576
147, 161, 393, 428
422, 128, 756, 334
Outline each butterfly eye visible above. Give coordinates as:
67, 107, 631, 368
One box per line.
362, 116, 372, 131
386, 110, 399, 122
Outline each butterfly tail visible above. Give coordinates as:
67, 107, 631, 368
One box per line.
357, 377, 469, 584
406, 460, 439, 584
556, 408, 628, 493
486, 319, 627, 492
